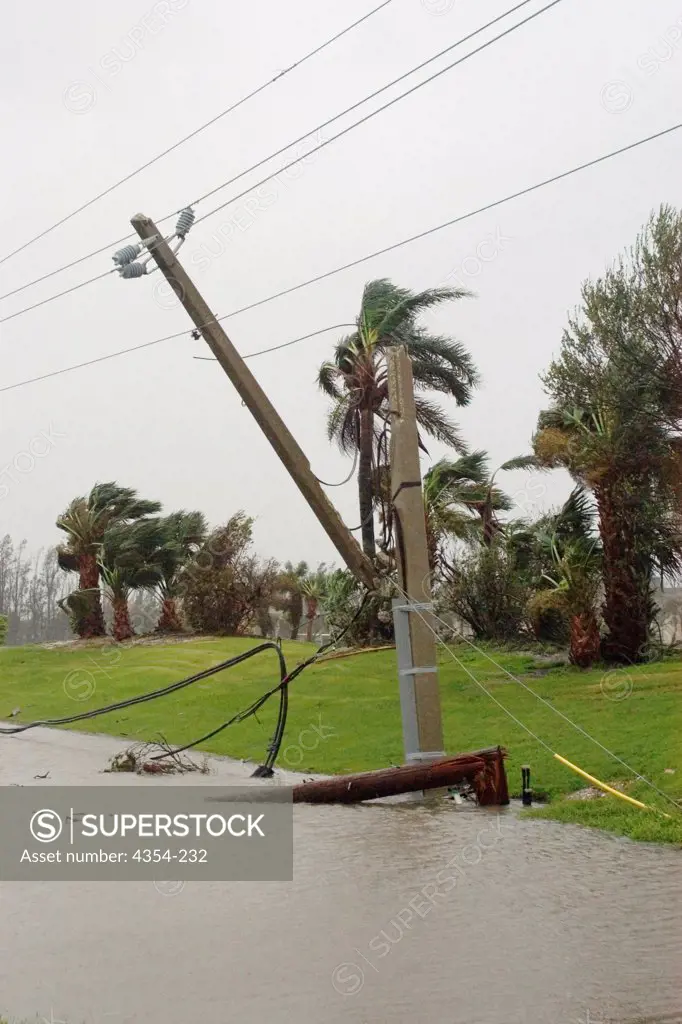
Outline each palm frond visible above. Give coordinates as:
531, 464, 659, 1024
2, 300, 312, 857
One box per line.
377, 286, 472, 340
499, 454, 541, 472
413, 397, 467, 451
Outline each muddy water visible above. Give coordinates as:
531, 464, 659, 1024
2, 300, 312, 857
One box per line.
0, 726, 680, 1024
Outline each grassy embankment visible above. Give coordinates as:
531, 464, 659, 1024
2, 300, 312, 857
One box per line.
0, 637, 680, 843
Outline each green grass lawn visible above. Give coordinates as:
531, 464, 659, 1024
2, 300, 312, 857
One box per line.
1, 637, 680, 844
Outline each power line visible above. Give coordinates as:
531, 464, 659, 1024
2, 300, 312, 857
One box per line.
0, 269, 114, 325
1, 121, 679, 393
0, 0, 394, 271
189, 0, 540, 216
0, 0, 539, 304
192, 321, 356, 360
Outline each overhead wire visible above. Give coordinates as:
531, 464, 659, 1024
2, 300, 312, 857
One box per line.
2, 120, 679, 393
192, 321, 357, 361
0, 0, 547, 305
0, 269, 115, 325
192, 0, 565, 229
0, 0, 395, 272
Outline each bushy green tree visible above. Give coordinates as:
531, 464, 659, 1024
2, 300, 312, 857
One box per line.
535, 207, 682, 662
182, 513, 278, 636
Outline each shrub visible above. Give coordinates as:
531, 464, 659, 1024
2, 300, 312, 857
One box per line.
0, 615, 7, 646
442, 544, 533, 642
320, 569, 394, 646
527, 589, 570, 645
181, 513, 279, 636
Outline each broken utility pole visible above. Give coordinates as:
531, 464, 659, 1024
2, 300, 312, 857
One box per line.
131, 213, 376, 591
387, 346, 445, 764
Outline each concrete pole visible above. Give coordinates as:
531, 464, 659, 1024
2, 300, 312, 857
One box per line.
130, 213, 376, 591
387, 346, 445, 762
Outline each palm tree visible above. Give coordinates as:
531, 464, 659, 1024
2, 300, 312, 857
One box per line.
419, 454, 509, 569
533, 402, 682, 661
542, 534, 602, 668
99, 519, 167, 642
276, 561, 309, 639
301, 564, 328, 642
153, 511, 208, 632
56, 483, 161, 638
318, 279, 479, 558
422, 452, 533, 570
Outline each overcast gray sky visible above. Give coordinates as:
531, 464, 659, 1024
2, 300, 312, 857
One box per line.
1, 0, 681, 567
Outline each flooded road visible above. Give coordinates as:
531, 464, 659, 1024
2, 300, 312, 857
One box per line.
1, 725, 680, 1024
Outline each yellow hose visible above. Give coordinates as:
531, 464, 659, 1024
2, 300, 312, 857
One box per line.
553, 752, 671, 817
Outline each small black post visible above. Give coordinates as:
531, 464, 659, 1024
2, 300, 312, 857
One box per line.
521, 764, 532, 806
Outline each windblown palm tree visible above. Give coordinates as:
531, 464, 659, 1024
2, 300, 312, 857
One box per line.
422, 451, 533, 570
276, 561, 309, 640
318, 279, 479, 558
56, 483, 161, 638
300, 564, 328, 642
154, 510, 208, 632
98, 519, 167, 642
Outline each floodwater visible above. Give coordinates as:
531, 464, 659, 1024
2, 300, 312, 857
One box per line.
0, 725, 681, 1024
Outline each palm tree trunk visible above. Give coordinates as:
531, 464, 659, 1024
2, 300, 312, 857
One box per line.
569, 612, 600, 668
597, 484, 649, 663
288, 594, 302, 640
112, 596, 134, 642
358, 406, 376, 558
305, 598, 318, 643
425, 517, 438, 572
78, 553, 105, 638
157, 597, 183, 633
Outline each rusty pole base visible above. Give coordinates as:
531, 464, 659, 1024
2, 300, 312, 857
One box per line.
292, 746, 509, 806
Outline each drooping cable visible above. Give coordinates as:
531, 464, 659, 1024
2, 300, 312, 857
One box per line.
0, 642, 287, 735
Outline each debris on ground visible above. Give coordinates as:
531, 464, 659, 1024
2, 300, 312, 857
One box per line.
566, 786, 607, 801
565, 782, 626, 801
105, 737, 209, 776
8, 707, 21, 717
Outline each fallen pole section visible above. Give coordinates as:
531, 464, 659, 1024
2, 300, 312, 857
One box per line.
292, 746, 509, 805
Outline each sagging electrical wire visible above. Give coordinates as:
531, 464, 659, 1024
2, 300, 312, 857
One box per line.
0, 591, 371, 777
314, 449, 359, 488
152, 590, 372, 767
0, 641, 287, 736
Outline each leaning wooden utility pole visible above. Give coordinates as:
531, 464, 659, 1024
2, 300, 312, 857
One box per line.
130, 213, 376, 591
387, 347, 445, 764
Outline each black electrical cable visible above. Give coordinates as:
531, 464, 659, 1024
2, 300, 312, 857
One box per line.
0, 641, 287, 736
0, 592, 372, 778
152, 590, 372, 765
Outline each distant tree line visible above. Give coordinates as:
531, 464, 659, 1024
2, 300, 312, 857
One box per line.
0, 536, 73, 646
